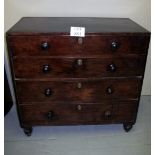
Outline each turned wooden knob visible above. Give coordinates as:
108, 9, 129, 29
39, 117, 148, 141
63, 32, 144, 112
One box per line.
106, 87, 114, 94
41, 42, 49, 50
42, 64, 50, 73
77, 59, 83, 66
111, 41, 119, 50
107, 63, 117, 72
77, 105, 82, 111
46, 111, 55, 120
44, 88, 53, 97
77, 82, 82, 89
104, 110, 112, 118
78, 37, 83, 44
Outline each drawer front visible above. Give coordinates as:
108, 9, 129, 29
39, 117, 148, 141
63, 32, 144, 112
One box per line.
8, 35, 149, 56
19, 102, 137, 125
13, 56, 146, 78
16, 79, 142, 103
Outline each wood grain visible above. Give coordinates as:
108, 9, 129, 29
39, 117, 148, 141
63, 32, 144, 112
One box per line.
6, 17, 150, 131
6, 17, 149, 34
13, 56, 146, 78
16, 78, 142, 103
19, 102, 137, 126
8, 35, 150, 56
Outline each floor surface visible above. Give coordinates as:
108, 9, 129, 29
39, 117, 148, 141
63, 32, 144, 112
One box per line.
4, 96, 151, 155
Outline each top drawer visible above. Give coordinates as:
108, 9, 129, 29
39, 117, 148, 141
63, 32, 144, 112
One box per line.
7, 35, 150, 56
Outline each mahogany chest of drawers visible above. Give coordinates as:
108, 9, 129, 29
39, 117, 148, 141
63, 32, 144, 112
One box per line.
6, 17, 150, 136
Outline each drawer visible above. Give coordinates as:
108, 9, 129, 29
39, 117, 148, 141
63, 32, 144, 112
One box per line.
19, 102, 137, 125
16, 78, 142, 103
13, 56, 146, 78
8, 35, 150, 56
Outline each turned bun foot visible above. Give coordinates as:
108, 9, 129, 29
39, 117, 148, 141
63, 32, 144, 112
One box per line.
23, 127, 33, 136
123, 123, 133, 132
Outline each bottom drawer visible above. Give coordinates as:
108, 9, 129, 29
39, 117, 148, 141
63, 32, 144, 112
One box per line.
19, 102, 138, 126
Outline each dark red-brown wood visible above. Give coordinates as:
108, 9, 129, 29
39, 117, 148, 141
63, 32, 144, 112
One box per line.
16, 78, 142, 103
19, 101, 137, 126
6, 17, 150, 134
13, 56, 146, 78
6, 17, 150, 34
8, 35, 150, 56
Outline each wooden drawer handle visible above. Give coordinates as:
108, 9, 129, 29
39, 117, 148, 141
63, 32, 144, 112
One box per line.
44, 88, 53, 97
77, 59, 83, 66
111, 41, 119, 50
41, 42, 49, 50
77, 82, 82, 89
107, 63, 117, 72
78, 37, 83, 44
104, 110, 112, 119
42, 64, 50, 73
106, 87, 113, 94
77, 105, 82, 111
46, 111, 55, 120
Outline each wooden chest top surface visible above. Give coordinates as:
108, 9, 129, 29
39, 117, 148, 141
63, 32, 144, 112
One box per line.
6, 17, 150, 35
